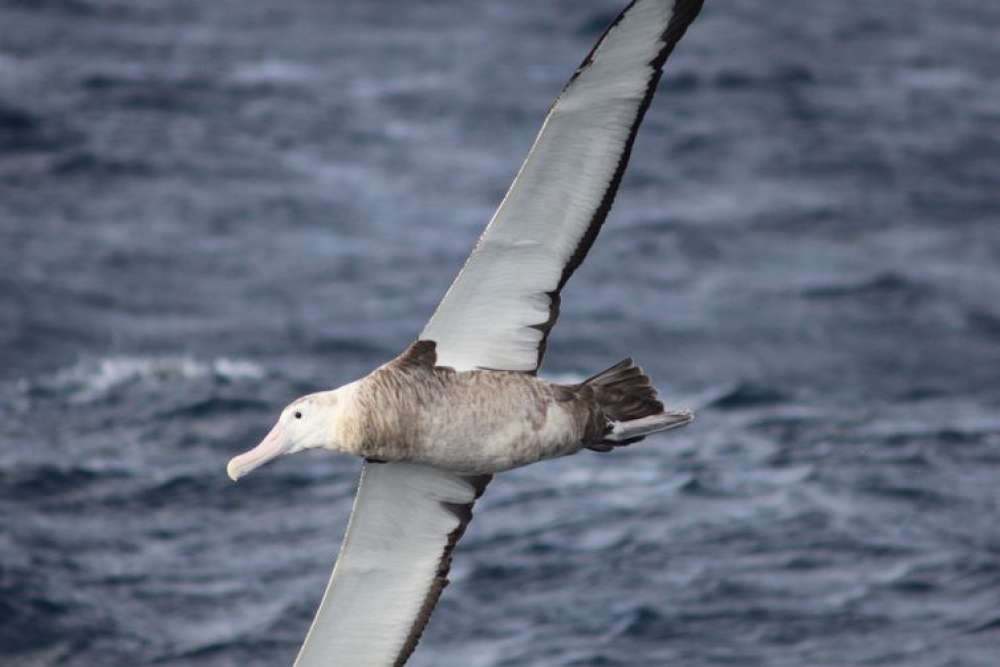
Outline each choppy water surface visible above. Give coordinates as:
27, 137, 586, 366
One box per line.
2, 1, 999, 665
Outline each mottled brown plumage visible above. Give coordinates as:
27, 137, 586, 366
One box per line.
336, 340, 679, 474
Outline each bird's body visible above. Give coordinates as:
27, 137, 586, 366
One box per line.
344, 351, 589, 474
332, 341, 691, 474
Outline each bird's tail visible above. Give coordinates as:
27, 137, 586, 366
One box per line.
581, 359, 693, 451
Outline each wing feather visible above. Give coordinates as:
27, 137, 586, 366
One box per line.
295, 463, 490, 666
422, 0, 705, 373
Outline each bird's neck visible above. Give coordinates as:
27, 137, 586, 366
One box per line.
328, 380, 366, 457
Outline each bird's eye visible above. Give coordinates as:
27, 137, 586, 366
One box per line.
294, 411, 302, 419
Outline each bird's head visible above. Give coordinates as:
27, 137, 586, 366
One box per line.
226, 386, 353, 481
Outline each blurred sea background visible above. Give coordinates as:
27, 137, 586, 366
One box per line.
2, 1, 999, 665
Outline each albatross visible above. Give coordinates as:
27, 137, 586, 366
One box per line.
227, 0, 704, 664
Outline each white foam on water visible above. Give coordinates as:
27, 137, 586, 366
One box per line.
32, 356, 266, 403
229, 60, 316, 86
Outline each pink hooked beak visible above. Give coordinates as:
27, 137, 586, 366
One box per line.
227, 422, 290, 481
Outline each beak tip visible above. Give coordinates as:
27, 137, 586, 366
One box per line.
227, 424, 289, 483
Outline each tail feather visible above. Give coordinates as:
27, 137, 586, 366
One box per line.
582, 358, 663, 422
581, 358, 693, 450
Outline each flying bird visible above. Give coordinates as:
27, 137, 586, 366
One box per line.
227, 1, 705, 664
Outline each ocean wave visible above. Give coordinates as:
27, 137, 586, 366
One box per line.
228, 61, 316, 88
800, 271, 924, 300
25, 356, 266, 404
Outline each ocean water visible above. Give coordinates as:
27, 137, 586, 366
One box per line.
2, 1, 999, 665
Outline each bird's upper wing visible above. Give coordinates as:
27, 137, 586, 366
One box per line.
422, 0, 705, 374
295, 2, 703, 665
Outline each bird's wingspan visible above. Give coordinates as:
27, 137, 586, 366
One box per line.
295, 463, 490, 667
297, 1, 703, 664
422, 0, 705, 374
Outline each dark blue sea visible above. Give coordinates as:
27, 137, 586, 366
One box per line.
2, 1, 999, 665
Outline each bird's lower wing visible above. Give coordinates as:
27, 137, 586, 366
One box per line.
295, 462, 490, 667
